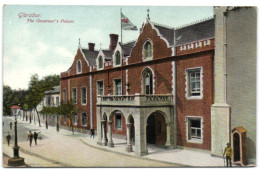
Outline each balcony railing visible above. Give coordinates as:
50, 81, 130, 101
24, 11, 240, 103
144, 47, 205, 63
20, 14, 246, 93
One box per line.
96, 94, 174, 106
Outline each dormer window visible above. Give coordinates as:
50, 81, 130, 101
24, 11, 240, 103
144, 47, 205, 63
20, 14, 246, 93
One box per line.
115, 51, 121, 66
77, 60, 82, 73
143, 41, 152, 59
98, 55, 103, 69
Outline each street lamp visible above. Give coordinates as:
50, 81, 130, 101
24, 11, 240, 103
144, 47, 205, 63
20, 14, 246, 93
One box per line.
8, 104, 25, 166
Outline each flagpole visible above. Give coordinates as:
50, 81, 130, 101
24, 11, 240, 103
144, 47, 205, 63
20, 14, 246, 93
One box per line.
120, 8, 122, 43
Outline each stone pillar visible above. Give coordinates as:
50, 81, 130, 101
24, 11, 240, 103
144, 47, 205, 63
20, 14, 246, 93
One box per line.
165, 122, 172, 148
96, 107, 102, 145
126, 123, 133, 152
107, 121, 114, 147
101, 120, 107, 146
134, 111, 148, 156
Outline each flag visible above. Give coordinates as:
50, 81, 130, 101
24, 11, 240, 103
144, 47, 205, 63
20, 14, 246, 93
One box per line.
121, 12, 138, 31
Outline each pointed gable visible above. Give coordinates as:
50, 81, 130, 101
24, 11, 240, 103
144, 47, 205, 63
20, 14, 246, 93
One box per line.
128, 19, 174, 64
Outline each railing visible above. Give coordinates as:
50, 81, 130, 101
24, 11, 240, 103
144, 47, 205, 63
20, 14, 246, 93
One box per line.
97, 94, 174, 106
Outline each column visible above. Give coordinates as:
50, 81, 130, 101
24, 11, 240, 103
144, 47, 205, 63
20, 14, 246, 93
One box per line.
101, 120, 107, 146
165, 122, 172, 148
134, 112, 147, 156
107, 121, 114, 147
126, 123, 133, 152
96, 107, 102, 145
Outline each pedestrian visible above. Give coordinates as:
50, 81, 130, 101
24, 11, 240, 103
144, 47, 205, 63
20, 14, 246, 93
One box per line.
223, 143, 232, 167
9, 122, 12, 130
6, 132, 11, 146
90, 128, 95, 138
27, 131, 33, 147
33, 132, 40, 145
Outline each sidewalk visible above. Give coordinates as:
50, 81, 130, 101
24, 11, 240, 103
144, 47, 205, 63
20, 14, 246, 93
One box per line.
10, 118, 227, 167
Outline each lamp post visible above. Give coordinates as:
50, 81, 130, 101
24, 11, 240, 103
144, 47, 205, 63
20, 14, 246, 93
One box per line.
8, 104, 25, 166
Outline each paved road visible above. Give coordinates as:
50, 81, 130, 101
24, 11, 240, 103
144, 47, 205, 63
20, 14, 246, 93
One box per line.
3, 116, 179, 167
3, 116, 47, 143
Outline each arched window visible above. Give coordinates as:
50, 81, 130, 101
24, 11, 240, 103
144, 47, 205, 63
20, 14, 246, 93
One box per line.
81, 112, 87, 126
144, 41, 152, 59
115, 51, 121, 66
98, 56, 103, 69
77, 60, 82, 73
143, 68, 153, 95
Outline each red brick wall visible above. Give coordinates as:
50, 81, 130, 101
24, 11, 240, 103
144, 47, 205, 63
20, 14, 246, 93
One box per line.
176, 51, 214, 150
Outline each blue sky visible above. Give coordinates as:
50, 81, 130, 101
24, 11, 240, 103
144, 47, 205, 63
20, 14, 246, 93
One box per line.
3, 5, 214, 90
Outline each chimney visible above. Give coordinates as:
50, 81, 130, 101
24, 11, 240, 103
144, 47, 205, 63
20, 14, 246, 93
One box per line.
88, 43, 95, 51
109, 34, 119, 52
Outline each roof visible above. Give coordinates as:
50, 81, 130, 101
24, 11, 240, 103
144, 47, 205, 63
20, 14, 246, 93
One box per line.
232, 126, 247, 133
44, 86, 60, 94
153, 24, 175, 46
175, 18, 215, 45
120, 41, 136, 56
102, 50, 113, 60
81, 49, 99, 66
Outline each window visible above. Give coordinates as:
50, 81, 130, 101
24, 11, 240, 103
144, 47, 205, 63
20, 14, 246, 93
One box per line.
72, 88, 77, 104
186, 117, 202, 142
63, 89, 66, 103
74, 114, 78, 125
77, 60, 82, 73
47, 96, 51, 106
115, 51, 121, 66
81, 113, 87, 126
81, 87, 87, 104
115, 114, 122, 129
98, 56, 103, 69
64, 115, 67, 123
195, 42, 202, 48
51, 97, 54, 106
56, 96, 59, 106
143, 68, 153, 95
97, 81, 104, 95
186, 68, 202, 99
114, 79, 122, 95
143, 41, 152, 59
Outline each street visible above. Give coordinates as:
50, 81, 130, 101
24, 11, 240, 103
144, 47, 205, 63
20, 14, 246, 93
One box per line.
3, 116, 179, 167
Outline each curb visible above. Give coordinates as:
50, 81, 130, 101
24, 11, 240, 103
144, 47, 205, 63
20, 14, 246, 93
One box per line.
79, 139, 189, 167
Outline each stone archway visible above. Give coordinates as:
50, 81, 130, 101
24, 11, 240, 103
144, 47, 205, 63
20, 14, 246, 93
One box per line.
146, 111, 167, 146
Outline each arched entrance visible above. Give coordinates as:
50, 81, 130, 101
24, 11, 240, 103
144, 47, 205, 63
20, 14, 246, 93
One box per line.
233, 133, 240, 162
128, 115, 135, 144
146, 111, 166, 146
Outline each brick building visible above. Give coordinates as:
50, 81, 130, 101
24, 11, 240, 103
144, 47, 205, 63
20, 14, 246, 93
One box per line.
60, 15, 215, 156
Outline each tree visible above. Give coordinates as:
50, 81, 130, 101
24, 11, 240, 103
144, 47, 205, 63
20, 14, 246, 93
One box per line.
27, 74, 60, 127
59, 100, 77, 134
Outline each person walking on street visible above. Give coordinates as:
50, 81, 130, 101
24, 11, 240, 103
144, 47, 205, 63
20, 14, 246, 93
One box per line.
9, 122, 12, 130
33, 132, 40, 145
223, 143, 233, 167
27, 131, 33, 147
6, 132, 11, 146
90, 129, 95, 138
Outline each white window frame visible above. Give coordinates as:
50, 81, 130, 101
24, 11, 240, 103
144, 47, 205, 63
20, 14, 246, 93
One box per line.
74, 113, 78, 125
114, 51, 122, 66
115, 114, 122, 130
76, 60, 82, 74
188, 43, 194, 49
63, 89, 66, 103
185, 67, 203, 100
113, 78, 122, 96
81, 112, 87, 126
72, 87, 77, 104
185, 116, 203, 143
97, 80, 104, 96
81, 87, 87, 105
142, 40, 153, 61
97, 55, 104, 69
204, 39, 210, 46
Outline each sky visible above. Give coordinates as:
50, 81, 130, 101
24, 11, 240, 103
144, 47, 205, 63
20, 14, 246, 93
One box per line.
3, 5, 214, 90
